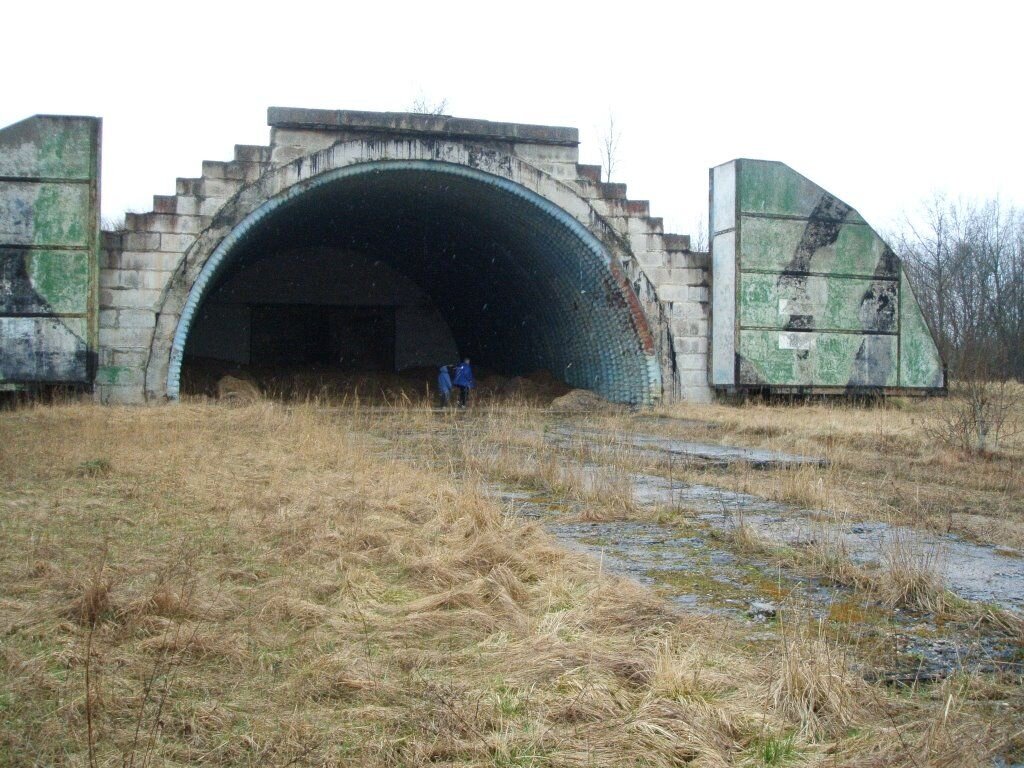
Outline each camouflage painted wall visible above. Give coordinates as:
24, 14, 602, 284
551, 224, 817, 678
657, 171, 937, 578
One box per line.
711, 159, 944, 392
0, 115, 100, 385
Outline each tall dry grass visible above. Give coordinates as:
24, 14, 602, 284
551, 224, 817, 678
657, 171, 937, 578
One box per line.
0, 400, 1017, 766
580, 394, 1024, 550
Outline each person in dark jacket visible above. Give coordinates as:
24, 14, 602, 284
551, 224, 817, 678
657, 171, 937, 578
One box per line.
437, 364, 453, 408
453, 357, 475, 408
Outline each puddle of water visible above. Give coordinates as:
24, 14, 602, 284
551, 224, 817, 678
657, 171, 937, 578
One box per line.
551, 426, 826, 468
486, 482, 1023, 681
699, 513, 1024, 614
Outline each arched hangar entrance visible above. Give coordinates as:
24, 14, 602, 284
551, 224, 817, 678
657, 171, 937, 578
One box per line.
168, 161, 662, 405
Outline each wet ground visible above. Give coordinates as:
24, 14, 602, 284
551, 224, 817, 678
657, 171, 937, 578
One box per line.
470, 421, 1024, 683
389, 415, 1022, 682
549, 425, 827, 469
577, 466, 1024, 614
491, 485, 1022, 683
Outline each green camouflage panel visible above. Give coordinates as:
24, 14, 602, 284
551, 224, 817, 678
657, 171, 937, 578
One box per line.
738, 330, 898, 387
722, 159, 943, 390
0, 115, 100, 385
739, 217, 896, 277
739, 273, 898, 333
899, 276, 945, 388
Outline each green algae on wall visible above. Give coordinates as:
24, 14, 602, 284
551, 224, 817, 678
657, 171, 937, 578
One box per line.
711, 159, 944, 392
0, 115, 100, 385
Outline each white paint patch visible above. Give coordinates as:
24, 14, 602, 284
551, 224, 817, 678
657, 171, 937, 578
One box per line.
711, 231, 736, 385
711, 162, 736, 234
778, 332, 814, 351
779, 299, 789, 315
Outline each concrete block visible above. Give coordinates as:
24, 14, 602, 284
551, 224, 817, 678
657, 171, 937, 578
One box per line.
512, 142, 579, 167
200, 177, 242, 198
627, 216, 658, 235
96, 384, 147, 405
136, 213, 208, 235
101, 231, 123, 250
664, 233, 691, 251
676, 368, 710, 387
689, 285, 710, 303
146, 361, 170, 394
95, 365, 146, 388
122, 232, 161, 251
168, 196, 202, 216
99, 269, 171, 291
680, 385, 714, 404
152, 195, 177, 214
159, 233, 197, 253
202, 160, 247, 180
100, 287, 163, 310
673, 320, 708, 337
576, 164, 602, 183
663, 267, 701, 284
634, 251, 666, 269
657, 285, 690, 302
100, 326, 155, 350
176, 178, 202, 196
235, 144, 272, 163
645, 267, 671, 286
112, 348, 149, 367
674, 337, 708, 355
629, 233, 664, 252
671, 301, 708, 320
233, 161, 265, 183
668, 251, 710, 269
199, 197, 229, 216
676, 352, 707, 372
105, 250, 181, 271
154, 312, 179, 338
115, 309, 157, 328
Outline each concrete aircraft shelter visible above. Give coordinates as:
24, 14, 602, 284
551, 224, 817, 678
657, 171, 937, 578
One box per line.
0, 108, 945, 404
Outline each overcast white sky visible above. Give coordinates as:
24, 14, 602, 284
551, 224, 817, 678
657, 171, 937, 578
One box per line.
3, 0, 1020, 236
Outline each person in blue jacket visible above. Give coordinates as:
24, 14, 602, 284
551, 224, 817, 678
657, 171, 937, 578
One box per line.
437, 364, 453, 408
453, 357, 475, 408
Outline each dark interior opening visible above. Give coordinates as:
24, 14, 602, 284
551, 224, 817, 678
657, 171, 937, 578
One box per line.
180, 164, 655, 404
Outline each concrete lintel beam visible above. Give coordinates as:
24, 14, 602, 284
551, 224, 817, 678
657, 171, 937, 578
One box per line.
267, 107, 580, 147
663, 233, 691, 251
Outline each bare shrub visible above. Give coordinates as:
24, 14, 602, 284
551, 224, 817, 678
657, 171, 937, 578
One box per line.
879, 530, 949, 613
927, 376, 1020, 454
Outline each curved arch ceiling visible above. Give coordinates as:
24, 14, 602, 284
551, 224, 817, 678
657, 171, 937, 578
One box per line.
174, 161, 659, 404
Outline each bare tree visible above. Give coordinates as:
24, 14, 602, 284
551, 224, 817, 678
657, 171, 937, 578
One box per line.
409, 93, 449, 116
897, 196, 1023, 452
600, 112, 621, 184
896, 196, 1024, 381
692, 216, 709, 252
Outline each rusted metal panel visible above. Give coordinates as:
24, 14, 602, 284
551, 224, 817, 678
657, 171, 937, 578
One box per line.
0, 115, 100, 385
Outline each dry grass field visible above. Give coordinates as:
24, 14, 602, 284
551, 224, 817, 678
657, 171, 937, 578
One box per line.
1, 393, 1021, 766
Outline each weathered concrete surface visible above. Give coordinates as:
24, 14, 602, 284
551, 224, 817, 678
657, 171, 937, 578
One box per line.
0, 115, 100, 386
549, 425, 826, 468
93, 108, 706, 405
493, 485, 1022, 679
710, 159, 945, 393
0, 109, 945, 403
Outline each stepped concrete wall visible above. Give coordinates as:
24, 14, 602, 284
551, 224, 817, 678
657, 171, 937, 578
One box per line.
95, 108, 712, 405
